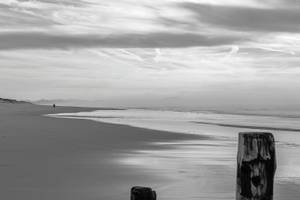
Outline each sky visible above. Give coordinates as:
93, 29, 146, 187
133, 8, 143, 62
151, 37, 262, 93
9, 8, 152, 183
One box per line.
1, 0, 300, 110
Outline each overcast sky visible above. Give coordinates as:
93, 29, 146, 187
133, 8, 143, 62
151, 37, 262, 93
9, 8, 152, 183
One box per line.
1, 0, 300, 110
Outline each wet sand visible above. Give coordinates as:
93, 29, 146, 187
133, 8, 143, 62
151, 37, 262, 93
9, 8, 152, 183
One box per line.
0, 103, 205, 200
1, 103, 299, 200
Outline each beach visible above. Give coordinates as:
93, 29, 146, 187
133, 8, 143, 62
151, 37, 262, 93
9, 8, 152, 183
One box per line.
0, 103, 207, 200
1, 103, 300, 200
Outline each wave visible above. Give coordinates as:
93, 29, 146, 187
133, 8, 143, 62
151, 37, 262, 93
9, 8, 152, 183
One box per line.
193, 121, 300, 132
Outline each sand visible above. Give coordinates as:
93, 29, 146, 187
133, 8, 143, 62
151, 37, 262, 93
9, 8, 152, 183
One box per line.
0, 103, 205, 200
1, 103, 299, 200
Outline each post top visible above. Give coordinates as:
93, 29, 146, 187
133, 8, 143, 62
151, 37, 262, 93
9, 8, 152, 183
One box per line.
131, 186, 152, 190
239, 132, 274, 138
239, 131, 272, 135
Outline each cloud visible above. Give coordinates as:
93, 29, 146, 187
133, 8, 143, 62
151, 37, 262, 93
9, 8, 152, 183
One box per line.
257, 0, 300, 8
3, 0, 87, 7
0, 31, 244, 50
180, 3, 300, 33
0, 4, 57, 27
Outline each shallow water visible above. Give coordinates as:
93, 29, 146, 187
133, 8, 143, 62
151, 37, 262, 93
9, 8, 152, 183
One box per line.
48, 109, 300, 200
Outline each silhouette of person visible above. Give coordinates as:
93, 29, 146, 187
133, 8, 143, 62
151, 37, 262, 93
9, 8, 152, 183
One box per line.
53, 104, 56, 109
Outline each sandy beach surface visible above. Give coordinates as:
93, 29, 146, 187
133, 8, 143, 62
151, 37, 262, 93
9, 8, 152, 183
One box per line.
0, 103, 207, 200
1, 103, 300, 200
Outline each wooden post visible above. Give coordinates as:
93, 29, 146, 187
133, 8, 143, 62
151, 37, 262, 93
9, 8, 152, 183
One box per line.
236, 132, 276, 200
131, 186, 157, 200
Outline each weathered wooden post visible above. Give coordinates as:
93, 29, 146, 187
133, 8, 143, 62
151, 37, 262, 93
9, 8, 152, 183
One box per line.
236, 132, 276, 200
131, 186, 157, 200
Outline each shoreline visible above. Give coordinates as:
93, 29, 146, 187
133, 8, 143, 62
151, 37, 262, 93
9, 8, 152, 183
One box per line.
194, 121, 300, 132
45, 115, 216, 140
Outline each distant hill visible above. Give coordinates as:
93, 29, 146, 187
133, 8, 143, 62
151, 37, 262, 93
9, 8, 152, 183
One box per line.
0, 98, 31, 104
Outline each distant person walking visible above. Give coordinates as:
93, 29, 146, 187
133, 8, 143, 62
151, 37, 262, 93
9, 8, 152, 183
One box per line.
53, 104, 56, 109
